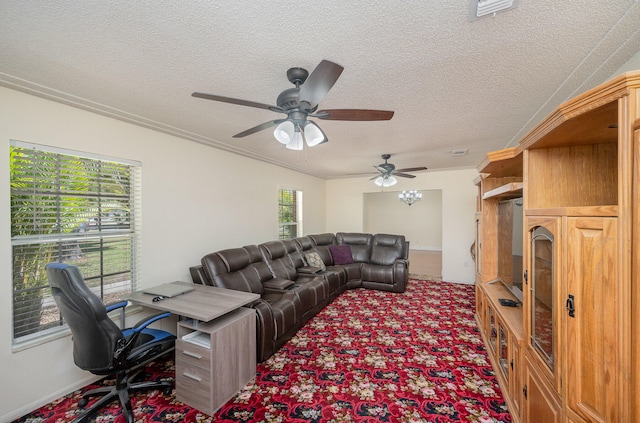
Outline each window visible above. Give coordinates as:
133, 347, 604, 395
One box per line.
277, 187, 301, 240
10, 141, 141, 345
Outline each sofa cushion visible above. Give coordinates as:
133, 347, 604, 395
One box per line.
329, 244, 354, 265
304, 251, 326, 271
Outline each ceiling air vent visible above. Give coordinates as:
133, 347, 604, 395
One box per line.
473, 0, 516, 18
451, 149, 468, 157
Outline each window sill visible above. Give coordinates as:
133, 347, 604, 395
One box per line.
11, 303, 144, 353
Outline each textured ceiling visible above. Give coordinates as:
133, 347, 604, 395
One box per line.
1, 1, 640, 179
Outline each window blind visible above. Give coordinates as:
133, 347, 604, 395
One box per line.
278, 187, 300, 240
10, 141, 141, 344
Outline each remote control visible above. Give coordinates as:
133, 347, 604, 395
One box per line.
498, 298, 520, 307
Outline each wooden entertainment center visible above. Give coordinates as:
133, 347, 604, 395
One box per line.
474, 71, 639, 422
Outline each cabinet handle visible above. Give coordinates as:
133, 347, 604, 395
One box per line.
182, 350, 202, 359
523, 384, 527, 399
523, 270, 528, 285
183, 372, 202, 382
566, 294, 575, 318
510, 359, 514, 371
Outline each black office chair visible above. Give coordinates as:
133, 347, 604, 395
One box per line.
46, 263, 176, 423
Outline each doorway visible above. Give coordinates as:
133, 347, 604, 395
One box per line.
363, 190, 442, 277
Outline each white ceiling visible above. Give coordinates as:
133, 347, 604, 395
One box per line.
2, 1, 640, 179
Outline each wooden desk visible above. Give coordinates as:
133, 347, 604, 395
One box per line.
123, 282, 259, 415
123, 281, 259, 322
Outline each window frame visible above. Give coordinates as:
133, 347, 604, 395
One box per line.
277, 186, 302, 240
9, 140, 142, 348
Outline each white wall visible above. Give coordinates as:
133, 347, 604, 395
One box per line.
363, 190, 443, 251
326, 168, 479, 284
0, 87, 326, 421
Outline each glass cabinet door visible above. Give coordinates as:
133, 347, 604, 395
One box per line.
498, 322, 509, 381
530, 226, 554, 371
475, 216, 482, 276
489, 306, 497, 353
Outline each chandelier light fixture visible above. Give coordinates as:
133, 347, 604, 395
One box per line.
374, 175, 398, 187
399, 190, 422, 206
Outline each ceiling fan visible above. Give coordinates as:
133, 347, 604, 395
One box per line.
192, 60, 394, 150
371, 154, 428, 187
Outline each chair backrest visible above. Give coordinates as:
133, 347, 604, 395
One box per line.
201, 247, 265, 294
46, 263, 122, 372
370, 233, 407, 265
336, 232, 373, 263
259, 240, 298, 280
308, 233, 337, 265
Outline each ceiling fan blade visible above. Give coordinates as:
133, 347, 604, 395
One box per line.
233, 120, 283, 138
315, 109, 394, 121
394, 172, 417, 178
297, 60, 344, 110
395, 167, 428, 173
192, 92, 283, 113
373, 165, 387, 173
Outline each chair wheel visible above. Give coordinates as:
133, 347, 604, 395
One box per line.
163, 387, 172, 395
78, 398, 89, 408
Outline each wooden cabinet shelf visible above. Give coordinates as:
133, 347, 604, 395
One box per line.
524, 205, 617, 217
477, 146, 523, 178
482, 182, 524, 200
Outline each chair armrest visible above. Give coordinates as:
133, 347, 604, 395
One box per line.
131, 311, 173, 332
114, 311, 173, 363
106, 300, 128, 328
105, 300, 128, 313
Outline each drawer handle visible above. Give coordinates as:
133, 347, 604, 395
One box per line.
182, 350, 203, 359
183, 372, 202, 382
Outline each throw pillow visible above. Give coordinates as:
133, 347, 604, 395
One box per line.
304, 252, 326, 271
329, 244, 354, 265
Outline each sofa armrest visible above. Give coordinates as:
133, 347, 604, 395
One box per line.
263, 278, 295, 290
244, 299, 276, 363
392, 259, 409, 292
189, 265, 210, 285
297, 266, 322, 274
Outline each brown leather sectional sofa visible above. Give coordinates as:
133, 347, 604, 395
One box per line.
189, 232, 408, 362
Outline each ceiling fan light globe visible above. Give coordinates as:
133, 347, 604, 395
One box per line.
274, 121, 295, 145
384, 176, 398, 187
286, 132, 304, 150
374, 175, 398, 187
303, 121, 327, 147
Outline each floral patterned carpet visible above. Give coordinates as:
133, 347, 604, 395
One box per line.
13, 279, 511, 422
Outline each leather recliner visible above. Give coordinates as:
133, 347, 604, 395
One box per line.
258, 240, 330, 324
293, 235, 347, 300
361, 233, 409, 292
200, 246, 301, 362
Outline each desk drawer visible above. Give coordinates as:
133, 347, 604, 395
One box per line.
176, 339, 212, 368
175, 364, 213, 413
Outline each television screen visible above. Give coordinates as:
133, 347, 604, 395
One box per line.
497, 197, 523, 301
